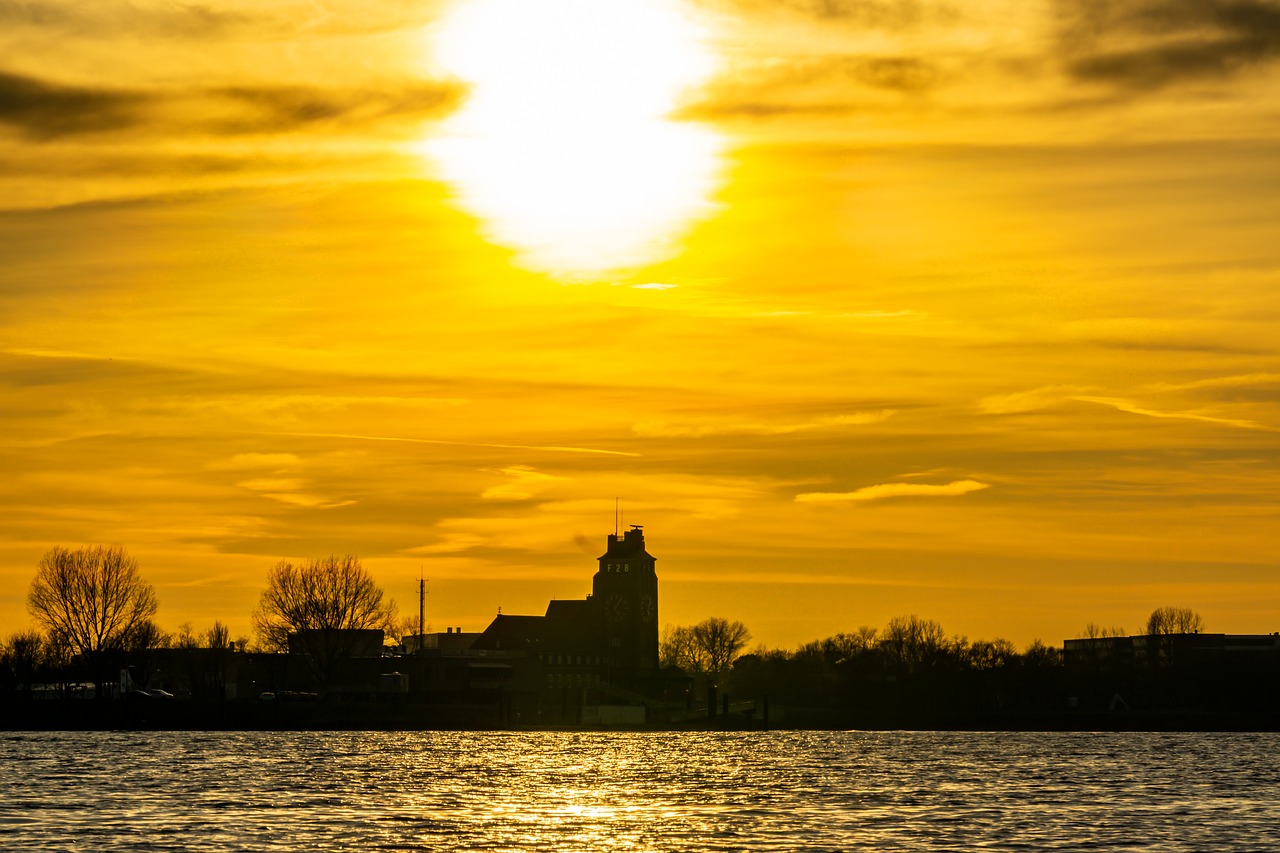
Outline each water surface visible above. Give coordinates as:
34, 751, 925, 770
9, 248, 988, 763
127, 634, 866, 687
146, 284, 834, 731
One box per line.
3, 731, 1278, 851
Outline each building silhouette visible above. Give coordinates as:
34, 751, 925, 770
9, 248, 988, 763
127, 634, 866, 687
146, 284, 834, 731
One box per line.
471, 525, 663, 714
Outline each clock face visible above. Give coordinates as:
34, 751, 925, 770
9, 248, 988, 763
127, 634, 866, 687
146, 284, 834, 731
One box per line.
606, 593, 628, 622
639, 593, 655, 622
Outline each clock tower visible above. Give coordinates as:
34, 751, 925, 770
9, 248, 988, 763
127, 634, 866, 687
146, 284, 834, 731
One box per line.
593, 525, 658, 671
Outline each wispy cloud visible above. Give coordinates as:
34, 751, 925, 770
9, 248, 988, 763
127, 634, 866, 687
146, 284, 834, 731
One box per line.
0, 69, 463, 140
0, 70, 149, 140
0, 0, 258, 38
256, 492, 356, 509
978, 385, 1094, 414
796, 479, 991, 503
980, 382, 1276, 430
0, 0, 442, 39
1074, 396, 1274, 430
697, 0, 953, 29
404, 532, 487, 555
480, 465, 566, 502
233, 473, 355, 510
676, 54, 945, 121
207, 453, 301, 472
634, 410, 894, 438
1055, 0, 1280, 91
1147, 373, 1280, 392
235, 478, 307, 493
257, 431, 641, 457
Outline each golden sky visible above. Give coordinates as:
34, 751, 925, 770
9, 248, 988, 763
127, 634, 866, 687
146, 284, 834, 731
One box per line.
3, 0, 1279, 649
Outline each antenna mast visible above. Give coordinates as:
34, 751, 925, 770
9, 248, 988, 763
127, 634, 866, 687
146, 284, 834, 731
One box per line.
615, 497, 619, 536
418, 569, 426, 655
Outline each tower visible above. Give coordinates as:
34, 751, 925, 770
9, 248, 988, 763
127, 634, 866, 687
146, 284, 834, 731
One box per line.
593, 525, 658, 671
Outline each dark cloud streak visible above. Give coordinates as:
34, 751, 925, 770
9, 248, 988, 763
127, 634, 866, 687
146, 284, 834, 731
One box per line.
1057, 0, 1280, 90
0, 69, 463, 140
695, 0, 953, 30
0, 0, 441, 39
0, 71, 150, 139
210, 84, 465, 134
677, 54, 942, 120
0, 0, 259, 38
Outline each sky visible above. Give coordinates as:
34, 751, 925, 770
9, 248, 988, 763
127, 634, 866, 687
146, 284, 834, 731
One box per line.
2, 0, 1279, 651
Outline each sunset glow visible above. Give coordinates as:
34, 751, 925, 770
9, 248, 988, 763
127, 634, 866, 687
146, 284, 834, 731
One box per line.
2, 0, 1280, 653
422, 0, 723, 276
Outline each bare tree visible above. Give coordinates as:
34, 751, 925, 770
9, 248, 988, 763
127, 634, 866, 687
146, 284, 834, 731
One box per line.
204, 621, 231, 650
1145, 606, 1204, 635
253, 555, 395, 686
881, 614, 947, 673
1080, 622, 1127, 640
659, 623, 698, 669
0, 630, 47, 697
797, 627, 880, 666
692, 617, 752, 684
173, 622, 200, 650
386, 614, 427, 650
967, 638, 1018, 671
660, 618, 752, 684
27, 546, 158, 696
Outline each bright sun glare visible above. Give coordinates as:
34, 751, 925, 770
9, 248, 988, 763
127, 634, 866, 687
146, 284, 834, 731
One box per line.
422, 0, 723, 278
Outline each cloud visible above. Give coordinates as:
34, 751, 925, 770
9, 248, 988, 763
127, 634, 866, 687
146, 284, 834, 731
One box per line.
404, 532, 487, 555
257, 492, 356, 509
796, 479, 991, 502
1055, 0, 1280, 90
978, 385, 1094, 415
262, 431, 640, 457
480, 465, 566, 501
0, 0, 444, 39
233, 475, 355, 509
0, 70, 150, 140
0, 69, 463, 140
0, 1, 72, 27
235, 478, 307, 492
0, 0, 255, 37
207, 453, 301, 472
695, 0, 951, 29
980, 383, 1275, 429
675, 54, 944, 121
1147, 372, 1280, 392
1074, 395, 1273, 430
634, 410, 894, 438
206, 83, 464, 135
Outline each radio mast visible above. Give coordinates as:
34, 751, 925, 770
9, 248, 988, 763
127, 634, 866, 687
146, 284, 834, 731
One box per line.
418, 570, 426, 654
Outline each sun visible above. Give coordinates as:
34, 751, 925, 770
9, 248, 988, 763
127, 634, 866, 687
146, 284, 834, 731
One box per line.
421, 0, 724, 278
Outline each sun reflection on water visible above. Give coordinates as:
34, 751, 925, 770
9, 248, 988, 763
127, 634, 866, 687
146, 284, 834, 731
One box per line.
420, 0, 724, 279
6, 731, 1280, 851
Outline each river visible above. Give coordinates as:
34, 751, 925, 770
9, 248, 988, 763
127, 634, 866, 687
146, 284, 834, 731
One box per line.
3, 730, 1278, 850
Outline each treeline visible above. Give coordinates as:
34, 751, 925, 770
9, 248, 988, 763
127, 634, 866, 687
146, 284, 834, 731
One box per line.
722, 615, 1065, 723
1, 545, 401, 699
660, 606, 1262, 725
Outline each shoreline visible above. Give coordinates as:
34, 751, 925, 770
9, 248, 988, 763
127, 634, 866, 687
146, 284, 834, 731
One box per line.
4, 702, 1278, 733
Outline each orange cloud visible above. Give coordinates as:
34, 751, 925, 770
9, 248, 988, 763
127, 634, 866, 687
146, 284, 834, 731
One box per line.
634, 410, 894, 438
796, 480, 991, 503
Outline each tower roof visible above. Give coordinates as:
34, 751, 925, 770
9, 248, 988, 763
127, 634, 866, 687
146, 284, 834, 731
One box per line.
600, 525, 652, 560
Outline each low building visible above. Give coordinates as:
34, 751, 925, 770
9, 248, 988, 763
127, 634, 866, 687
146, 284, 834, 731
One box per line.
1063, 632, 1280, 713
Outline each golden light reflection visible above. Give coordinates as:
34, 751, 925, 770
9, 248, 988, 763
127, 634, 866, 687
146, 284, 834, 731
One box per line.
421, 0, 724, 278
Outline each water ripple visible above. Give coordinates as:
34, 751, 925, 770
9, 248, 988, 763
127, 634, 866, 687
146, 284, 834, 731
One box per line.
2, 731, 1280, 851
